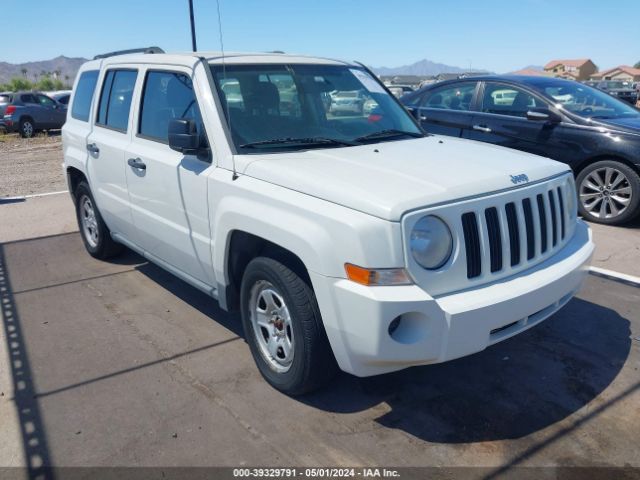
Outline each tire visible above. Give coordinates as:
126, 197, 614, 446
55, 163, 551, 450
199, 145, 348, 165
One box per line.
576, 160, 640, 225
74, 181, 124, 259
19, 118, 35, 138
240, 256, 338, 395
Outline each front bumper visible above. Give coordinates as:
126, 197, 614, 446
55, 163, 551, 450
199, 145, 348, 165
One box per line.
312, 220, 594, 377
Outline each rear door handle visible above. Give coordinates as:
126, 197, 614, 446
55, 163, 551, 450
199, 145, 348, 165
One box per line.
473, 124, 492, 133
86, 143, 100, 154
127, 158, 146, 170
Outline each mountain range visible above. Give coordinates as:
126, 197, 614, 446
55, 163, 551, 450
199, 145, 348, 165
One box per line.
0, 56, 88, 84
373, 58, 492, 76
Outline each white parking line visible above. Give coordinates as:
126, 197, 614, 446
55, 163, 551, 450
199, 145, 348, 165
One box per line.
589, 266, 640, 288
1, 190, 68, 202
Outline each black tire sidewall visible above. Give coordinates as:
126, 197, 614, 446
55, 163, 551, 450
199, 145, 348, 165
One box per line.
240, 257, 318, 394
576, 161, 640, 225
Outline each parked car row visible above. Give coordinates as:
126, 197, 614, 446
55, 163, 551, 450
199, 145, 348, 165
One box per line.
401, 75, 640, 225
0, 90, 69, 137
584, 80, 639, 105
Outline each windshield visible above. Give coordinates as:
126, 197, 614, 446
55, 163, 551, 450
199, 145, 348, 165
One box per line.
536, 81, 640, 119
210, 63, 422, 152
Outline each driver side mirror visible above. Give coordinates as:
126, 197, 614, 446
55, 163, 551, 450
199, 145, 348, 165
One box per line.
526, 108, 561, 124
168, 119, 204, 155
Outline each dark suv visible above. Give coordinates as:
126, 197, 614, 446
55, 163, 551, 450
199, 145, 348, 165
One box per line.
595, 80, 639, 105
1, 91, 67, 137
401, 75, 640, 225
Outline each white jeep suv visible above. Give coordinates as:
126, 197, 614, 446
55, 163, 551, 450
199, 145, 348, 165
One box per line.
62, 48, 594, 394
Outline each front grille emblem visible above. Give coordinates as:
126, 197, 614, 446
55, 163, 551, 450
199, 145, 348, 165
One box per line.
510, 174, 529, 184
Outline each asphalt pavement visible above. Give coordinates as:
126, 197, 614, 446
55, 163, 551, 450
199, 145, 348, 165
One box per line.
0, 193, 639, 475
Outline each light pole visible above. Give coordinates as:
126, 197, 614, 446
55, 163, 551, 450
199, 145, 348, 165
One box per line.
188, 0, 197, 52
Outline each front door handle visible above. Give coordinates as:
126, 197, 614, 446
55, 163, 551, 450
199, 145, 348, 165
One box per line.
86, 143, 100, 154
127, 158, 146, 170
473, 124, 492, 133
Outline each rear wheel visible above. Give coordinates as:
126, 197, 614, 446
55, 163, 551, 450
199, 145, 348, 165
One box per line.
240, 256, 337, 395
577, 160, 640, 225
19, 118, 34, 138
75, 181, 123, 259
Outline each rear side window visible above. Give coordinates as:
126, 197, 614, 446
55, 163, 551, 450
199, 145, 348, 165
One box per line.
420, 83, 476, 111
139, 71, 203, 142
97, 69, 138, 132
21, 94, 37, 104
71, 70, 99, 121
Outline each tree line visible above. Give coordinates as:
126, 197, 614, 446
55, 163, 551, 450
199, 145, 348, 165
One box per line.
1, 69, 73, 92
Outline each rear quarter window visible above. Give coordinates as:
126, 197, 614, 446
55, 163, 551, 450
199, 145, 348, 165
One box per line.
71, 70, 99, 122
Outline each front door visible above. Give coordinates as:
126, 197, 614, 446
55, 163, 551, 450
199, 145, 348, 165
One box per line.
465, 82, 567, 160
124, 68, 215, 285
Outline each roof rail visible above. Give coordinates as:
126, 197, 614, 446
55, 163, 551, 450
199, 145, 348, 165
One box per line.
93, 46, 164, 60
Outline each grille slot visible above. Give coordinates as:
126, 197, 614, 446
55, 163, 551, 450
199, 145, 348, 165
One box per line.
557, 187, 565, 239
548, 190, 558, 246
522, 198, 535, 260
536, 194, 548, 254
484, 207, 502, 272
505, 203, 520, 266
462, 212, 481, 278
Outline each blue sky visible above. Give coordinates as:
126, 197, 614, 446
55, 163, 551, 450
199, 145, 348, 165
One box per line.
5, 0, 639, 72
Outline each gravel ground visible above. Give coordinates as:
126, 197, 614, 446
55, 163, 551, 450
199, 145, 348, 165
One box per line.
0, 132, 65, 197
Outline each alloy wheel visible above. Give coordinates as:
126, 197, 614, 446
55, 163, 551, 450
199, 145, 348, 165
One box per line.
579, 167, 632, 219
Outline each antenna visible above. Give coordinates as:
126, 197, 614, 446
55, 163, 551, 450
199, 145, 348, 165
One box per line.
216, 0, 237, 180
188, 0, 197, 52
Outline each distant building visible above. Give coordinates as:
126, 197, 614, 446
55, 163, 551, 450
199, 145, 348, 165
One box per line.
544, 59, 597, 81
590, 65, 640, 83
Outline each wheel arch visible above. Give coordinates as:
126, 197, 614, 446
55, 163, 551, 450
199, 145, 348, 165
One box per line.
573, 154, 640, 177
66, 166, 88, 202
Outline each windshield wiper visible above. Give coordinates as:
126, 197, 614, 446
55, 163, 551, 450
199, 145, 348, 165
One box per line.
240, 137, 358, 149
354, 129, 424, 142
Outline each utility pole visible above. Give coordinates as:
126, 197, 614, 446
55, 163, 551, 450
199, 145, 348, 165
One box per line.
188, 0, 197, 52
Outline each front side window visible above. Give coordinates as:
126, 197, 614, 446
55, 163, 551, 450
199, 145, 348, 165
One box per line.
139, 71, 203, 142
71, 70, 99, 121
211, 63, 422, 153
96, 69, 137, 132
481, 83, 540, 117
36, 94, 56, 107
420, 83, 476, 111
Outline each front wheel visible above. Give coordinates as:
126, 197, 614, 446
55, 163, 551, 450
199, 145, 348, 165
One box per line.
576, 161, 640, 225
240, 256, 337, 395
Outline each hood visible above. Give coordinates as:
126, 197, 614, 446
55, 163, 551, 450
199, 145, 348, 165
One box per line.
239, 136, 570, 221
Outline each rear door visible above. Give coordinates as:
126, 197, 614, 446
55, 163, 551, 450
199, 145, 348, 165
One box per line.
415, 81, 478, 137
20, 93, 47, 126
465, 81, 567, 159
85, 67, 139, 240
62, 67, 100, 190
124, 67, 215, 285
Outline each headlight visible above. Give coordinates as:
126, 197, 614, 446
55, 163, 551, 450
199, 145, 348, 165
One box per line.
410, 216, 453, 270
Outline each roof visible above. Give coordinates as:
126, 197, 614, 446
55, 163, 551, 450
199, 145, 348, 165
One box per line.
86, 51, 353, 69
544, 59, 592, 69
591, 65, 640, 78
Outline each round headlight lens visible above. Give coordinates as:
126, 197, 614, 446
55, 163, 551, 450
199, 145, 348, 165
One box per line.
410, 216, 453, 270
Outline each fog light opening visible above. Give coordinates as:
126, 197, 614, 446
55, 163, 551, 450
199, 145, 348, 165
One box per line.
387, 312, 430, 345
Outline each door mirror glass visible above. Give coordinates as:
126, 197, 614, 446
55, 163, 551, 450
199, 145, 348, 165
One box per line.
168, 119, 200, 154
